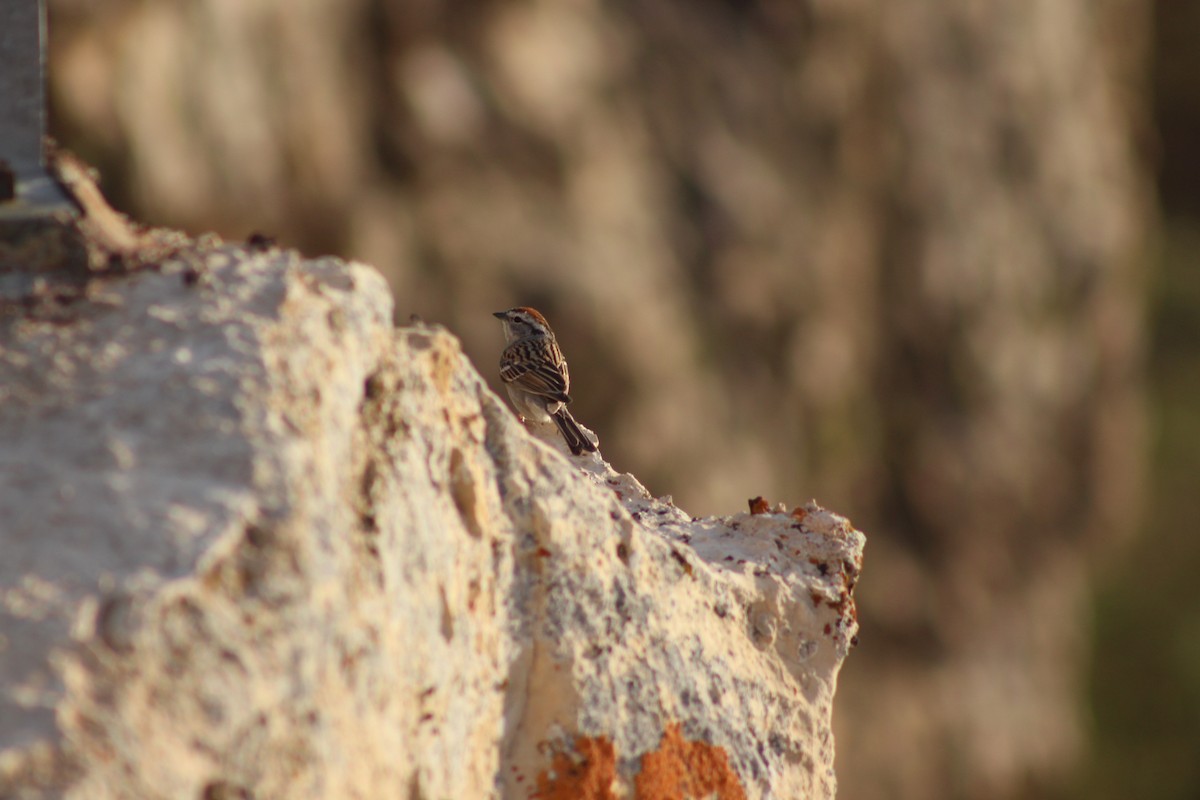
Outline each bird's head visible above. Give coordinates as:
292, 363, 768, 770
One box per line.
493, 307, 551, 342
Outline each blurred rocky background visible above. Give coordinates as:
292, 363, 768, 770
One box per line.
40, 0, 1197, 797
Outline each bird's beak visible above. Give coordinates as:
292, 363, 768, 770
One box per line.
492, 311, 507, 319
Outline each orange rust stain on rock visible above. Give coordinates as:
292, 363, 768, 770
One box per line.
634, 724, 747, 800
534, 736, 617, 800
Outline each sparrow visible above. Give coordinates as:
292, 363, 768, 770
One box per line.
493, 307, 598, 456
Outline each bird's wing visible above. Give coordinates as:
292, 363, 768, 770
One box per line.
500, 342, 571, 403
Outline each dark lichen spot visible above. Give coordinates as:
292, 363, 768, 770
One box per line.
201, 780, 252, 800
669, 548, 694, 577
246, 231, 276, 251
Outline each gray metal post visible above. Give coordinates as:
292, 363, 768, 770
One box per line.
0, 0, 75, 215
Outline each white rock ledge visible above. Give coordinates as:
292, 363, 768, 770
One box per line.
0, 246, 864, 799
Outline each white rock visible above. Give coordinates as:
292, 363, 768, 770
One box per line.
0, 247, 864, 799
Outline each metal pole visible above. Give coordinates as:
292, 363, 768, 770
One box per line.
0, 0, 75, 215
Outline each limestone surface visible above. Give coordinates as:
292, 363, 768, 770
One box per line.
0, 246, 863, 799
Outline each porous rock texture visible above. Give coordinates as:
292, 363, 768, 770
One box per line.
0, 245, 864, 799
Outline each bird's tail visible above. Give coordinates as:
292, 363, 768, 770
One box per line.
552, 408, 598, 456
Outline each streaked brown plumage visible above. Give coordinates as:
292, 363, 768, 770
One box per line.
493, 307, 597, 455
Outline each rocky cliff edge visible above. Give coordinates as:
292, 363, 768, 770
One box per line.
0, 242, 864, 799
